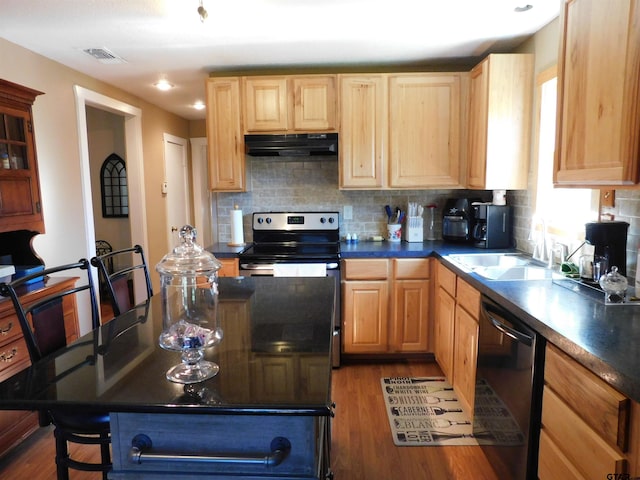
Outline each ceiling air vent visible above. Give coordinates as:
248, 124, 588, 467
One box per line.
82, 47, 126, 64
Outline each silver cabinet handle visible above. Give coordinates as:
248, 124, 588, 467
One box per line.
129, 434, 291, 467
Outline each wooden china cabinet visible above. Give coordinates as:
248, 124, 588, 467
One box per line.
0, 79, 44, 234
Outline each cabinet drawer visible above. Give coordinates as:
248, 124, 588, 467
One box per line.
436, 262, 456, 296
111, 412, 324, 478
0, 336, 30, 381
393, 258, 430, 279
541, 386, 627, 478
538, 429, 586, 480
0, 312, 22, 346
545, 344, 629, 451
342, 259, 388, 280
456, 277, 480, 318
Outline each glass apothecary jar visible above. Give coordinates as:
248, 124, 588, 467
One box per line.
156, 225, 223, 383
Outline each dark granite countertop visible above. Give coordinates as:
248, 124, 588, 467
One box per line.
210, 240, 640, 402
0, 277, 335, 415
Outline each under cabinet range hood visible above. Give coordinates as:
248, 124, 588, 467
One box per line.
244, 133, 338, 157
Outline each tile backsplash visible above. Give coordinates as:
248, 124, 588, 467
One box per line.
213, 157, 534, 249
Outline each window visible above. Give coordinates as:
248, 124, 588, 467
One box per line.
532, 67, 598, 242
100, 153, 129, 218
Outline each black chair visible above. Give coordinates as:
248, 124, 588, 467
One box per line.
95, 239, 113, 295
0, 259, 111, 480
91, 244, 153, 317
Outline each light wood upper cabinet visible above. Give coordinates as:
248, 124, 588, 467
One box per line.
339, 75, 386, 188
205, 77, 245, 191
243, 77, 288, 132
554, 0, 640, 186
389, 74, 466, 188
243, 75, 337, 133
339, 73, 467, 189
467, 54, 533, 190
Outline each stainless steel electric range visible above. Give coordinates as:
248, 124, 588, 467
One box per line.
238, 211, 341, 367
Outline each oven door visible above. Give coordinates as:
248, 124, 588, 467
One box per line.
239, 261, 341, 368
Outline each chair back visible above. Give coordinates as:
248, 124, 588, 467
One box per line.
90, 244, 153, 317
0, 259, 99, 362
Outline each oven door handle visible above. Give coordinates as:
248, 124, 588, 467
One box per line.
240, 262, 339, 270
481, 302, 533, 346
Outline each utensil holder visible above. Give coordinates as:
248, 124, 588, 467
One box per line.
405, 217, 423, 242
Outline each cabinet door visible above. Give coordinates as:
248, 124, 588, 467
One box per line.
554, 0, 640, 186
453, 305, 478, 416
391, 279, 429, 352
342, 280, 388, 353
206, 78, 245, 191
339, 75, 386, 188
388, 74, 464, 188
467, 60, 489, 188
434, 286, 455, 381
243, 77, 288, 132
292, 76, 336, 131
218, 258, 239, 277
467, 54, 533, 190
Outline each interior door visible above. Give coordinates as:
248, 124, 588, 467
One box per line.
164, 134, 191, 248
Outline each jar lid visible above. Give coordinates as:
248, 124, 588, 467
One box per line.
598, 266, 628, 294
156, 225, 222, 277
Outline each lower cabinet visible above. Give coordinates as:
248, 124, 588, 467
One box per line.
433, 261, 479, 416
539, 344, 631, 479
110, 412, 330, 479
0, 277, 79, 457
342, 258, 431, 354
218, 258, 239, 277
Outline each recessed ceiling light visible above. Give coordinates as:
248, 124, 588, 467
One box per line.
514, 4, 533, 13
193, 101, 206, 110
154, 79, 174, 91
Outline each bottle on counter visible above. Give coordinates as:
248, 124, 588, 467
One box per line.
425, 204, 437, 241
1, 153, 9, 169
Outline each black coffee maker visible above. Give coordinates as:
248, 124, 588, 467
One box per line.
585, 221, 629, 275
471, 204, 512, 249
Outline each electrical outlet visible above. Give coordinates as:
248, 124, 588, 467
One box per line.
344, 205, 353, 220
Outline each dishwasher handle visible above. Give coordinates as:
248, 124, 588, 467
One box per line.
481, 301, 533, 347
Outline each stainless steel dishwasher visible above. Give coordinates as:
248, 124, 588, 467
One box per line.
474, 296, 545, 480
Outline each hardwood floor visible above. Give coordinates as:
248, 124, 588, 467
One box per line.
0, 360, 498, 479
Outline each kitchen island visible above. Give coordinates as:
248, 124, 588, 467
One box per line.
0, 276, 336, 479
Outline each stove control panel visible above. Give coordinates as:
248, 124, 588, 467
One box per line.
252, 212, 340, 231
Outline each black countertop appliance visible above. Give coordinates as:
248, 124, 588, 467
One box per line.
442, 198, 476, 242
585, 221, 630, 275
471, 204, 512, 249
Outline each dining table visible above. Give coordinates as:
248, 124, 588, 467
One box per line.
0, 275, 336, 479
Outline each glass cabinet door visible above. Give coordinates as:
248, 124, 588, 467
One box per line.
0, 110, 29, 171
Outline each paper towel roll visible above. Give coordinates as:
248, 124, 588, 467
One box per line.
228, 207, 245, 246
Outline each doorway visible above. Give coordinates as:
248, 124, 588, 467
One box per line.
74, 86, 149, 329
163, 133, 191, 249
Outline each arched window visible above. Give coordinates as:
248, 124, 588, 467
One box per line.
100, 153, 128, 218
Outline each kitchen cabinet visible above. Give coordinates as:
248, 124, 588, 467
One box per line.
434, 261, 456, 380
467, 54, 533, 190
243, 75, 337, 133
342, 258, 389, 354
452, 277, 479, 416
205, 77, 245, 192
539, 344, 631, 478
0, 79, 44, 234
339, 75, 386, 188
342, 258, 430, 354
0, 277, 79, 457
433, 261, 479, 416
218, 258, 239, 277
339, 73, 467, 189
388, 74, 466, 188
554, 0, 640, 186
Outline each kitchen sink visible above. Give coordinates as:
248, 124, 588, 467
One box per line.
445, 253, 555, 281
